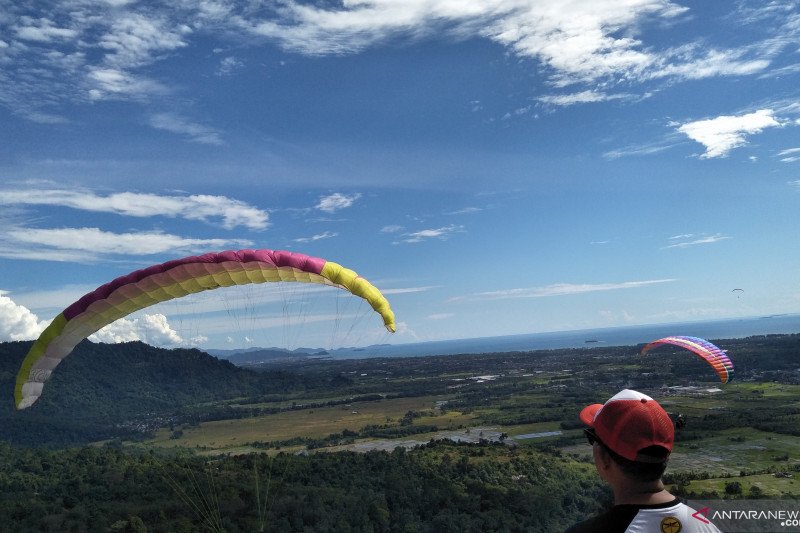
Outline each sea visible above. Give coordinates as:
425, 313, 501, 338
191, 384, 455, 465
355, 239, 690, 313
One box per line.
327, 314, 800, 359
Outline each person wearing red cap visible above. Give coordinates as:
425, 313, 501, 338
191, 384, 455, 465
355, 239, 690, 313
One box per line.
565, 389, 721, 533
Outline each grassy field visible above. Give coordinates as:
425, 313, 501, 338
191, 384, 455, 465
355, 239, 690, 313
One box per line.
144, 395, 463, 450
674, 472, 800, 498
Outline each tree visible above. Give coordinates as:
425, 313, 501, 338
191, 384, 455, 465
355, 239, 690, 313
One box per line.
725, 481, 742, 495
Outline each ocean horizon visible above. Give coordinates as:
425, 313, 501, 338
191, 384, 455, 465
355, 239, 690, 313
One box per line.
325, 314, 800, 359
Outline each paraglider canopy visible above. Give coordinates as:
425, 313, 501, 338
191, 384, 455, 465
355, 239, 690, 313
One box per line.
640, 335, 734, 384
14, 249, 396, 410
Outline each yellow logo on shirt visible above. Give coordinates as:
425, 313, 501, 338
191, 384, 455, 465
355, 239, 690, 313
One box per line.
661, 516, 682, 533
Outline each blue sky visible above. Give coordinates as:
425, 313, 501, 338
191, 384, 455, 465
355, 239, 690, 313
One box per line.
1, 0, 799, 350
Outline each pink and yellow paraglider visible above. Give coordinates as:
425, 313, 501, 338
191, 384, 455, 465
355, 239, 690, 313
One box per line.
640, 336, 734, 384
15, 249, 396, 410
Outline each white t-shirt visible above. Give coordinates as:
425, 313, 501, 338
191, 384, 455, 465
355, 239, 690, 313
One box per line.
565, 498, 723, 533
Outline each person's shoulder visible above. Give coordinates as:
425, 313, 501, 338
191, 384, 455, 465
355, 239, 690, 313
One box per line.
564, 506, 640, 533
674, 501, 724, 532
628, 499, 723, 533
565, 499, 723, 533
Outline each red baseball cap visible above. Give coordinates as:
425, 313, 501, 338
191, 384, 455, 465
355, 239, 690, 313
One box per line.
580, 389, 673, 463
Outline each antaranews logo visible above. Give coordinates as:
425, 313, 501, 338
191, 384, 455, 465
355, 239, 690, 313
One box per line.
691, 507, 710, 524
688, 500, 800, 532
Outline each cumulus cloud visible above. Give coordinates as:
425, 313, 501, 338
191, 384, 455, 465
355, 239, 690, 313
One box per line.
89, 313, 205, 347
0, 188, 269, 229
315, 193, 362, 213
454, 279, 676, 301
0, 292, 48, 341
676, 109, 782, 158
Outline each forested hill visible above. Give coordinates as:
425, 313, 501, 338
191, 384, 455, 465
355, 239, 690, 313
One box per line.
0, 340, 317, 447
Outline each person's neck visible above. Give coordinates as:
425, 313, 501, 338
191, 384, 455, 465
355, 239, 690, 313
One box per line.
613, 480, 674, 506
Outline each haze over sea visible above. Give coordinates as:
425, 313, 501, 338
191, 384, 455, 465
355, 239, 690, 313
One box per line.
328, 314, 800, 359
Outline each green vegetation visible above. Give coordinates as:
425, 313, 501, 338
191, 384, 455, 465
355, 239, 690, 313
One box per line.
1, 333, 799, 530
0, 441, 608, 532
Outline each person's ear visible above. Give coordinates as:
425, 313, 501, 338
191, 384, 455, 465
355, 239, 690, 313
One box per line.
595, 445, 613, 471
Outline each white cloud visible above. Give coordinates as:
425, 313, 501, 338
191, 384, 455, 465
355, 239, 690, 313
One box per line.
2, 0, 791, 125
87, 67, 167, 99
399, 225, 464, 244
0, 188, 269, 229
382, 286, 437, 295
646, 47, 769, 82
0, 292, 49, 341
216, 56, 244, 76
98, 12, 190, 70
0, 245, 96, 263
316, 193, 362, 213
779, 147, 800, 162
89, 313, 199, 347
445, 207, 483, 215
789, 180, 800, 190
538, 90, 632, 107
244, 0, 774, 90
149, 112, 224, 145
380, 225, 404, 233
248, 0, 688, 87
294, 231, 338, 243
3, 226, 251, 258
7, 285, 98, 317
455, 279, 676, 301
603, 141, 674, 159
502, 105, 532, 119
664, 233, 731, 248
89, 317, 142, 344
14, 17, 78, 42
2, 0, 791, 127
676, 109, 782, 158
427, 313, 454, 320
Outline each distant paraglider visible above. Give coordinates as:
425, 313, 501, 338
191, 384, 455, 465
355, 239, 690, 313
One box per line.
14, 249, 396, 410
640, 335, 734, 384
732, 288, 744, 299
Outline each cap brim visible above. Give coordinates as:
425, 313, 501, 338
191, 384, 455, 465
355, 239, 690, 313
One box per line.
579, 404, 603, 426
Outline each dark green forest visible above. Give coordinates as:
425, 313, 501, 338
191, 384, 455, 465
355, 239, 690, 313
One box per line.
0, 440, 608, 532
